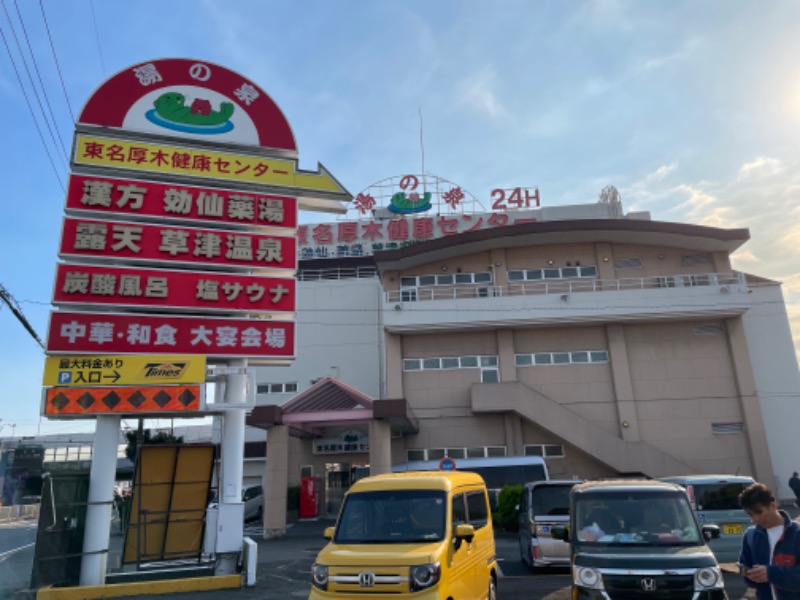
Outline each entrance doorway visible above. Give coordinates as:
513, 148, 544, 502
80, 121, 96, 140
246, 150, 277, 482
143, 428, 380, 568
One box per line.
324, 462, 369, 516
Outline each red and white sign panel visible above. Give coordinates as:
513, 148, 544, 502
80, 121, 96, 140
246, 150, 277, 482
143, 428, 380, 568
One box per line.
77, 58, 297, 151
59, 217, 297, 271
65, 174, 298, 230
47, 311, 295, 358
53, 263, 295, 314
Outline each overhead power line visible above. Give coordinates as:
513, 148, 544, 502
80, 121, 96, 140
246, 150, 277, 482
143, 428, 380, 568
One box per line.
0, 282, 44, 350
37, 0, 74, 122
0, 8, 64, 191
11, 0, 70, 159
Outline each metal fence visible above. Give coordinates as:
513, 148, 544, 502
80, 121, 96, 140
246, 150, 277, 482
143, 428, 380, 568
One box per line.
0, 503, 40, 522
386, 271, 745, 303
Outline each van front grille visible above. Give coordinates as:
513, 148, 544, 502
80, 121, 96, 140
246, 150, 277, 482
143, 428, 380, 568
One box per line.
602, 573, 694, 599
329, 569, 409, 594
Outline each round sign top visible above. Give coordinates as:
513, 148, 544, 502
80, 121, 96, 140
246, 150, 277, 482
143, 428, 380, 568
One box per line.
77, 58, 297, 152
439, 457, 457, 471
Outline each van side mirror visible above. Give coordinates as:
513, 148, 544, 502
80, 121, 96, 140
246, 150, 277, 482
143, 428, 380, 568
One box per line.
551, 525, 569, 541
453, 523, 475, 550
702, 525, 720, 541
324, 526, 335, 540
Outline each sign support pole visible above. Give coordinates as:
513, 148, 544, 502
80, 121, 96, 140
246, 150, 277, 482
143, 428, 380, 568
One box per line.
215, 358, 247, 575
79, 415, 121, 586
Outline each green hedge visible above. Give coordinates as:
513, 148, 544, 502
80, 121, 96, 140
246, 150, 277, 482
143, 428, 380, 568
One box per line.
496, 484, 522, 532
287, 485, 300, 511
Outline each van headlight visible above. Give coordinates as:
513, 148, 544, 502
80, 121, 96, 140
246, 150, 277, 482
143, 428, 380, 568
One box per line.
695, 566, 722, 589
573, 565, 604, 590
410, 563, 441, 591
311, 563, 328, 590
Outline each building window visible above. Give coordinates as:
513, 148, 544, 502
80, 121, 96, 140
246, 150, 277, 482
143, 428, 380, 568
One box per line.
681, 254, 711, 266
406, 446, 507, 461
300, 465, 313, 478
613, 257, 643, 269
257, 382, 298, 394
712, 422, 744, 434
403, 355, 500, 380
524, 444, 565, 458
406, 449, 426, 461
693, 325, 724, 336
428, 448, 446, 460
517, 350, 609, 366
508, 265, 598, 282
401, 272, 493, 287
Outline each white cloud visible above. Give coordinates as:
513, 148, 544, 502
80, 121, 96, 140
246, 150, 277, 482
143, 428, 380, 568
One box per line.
621, 155, 800, 358
455, 68, 506, 119
737, 157, 783, 180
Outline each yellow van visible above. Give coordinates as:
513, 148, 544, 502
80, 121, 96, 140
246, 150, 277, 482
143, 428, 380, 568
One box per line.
309, 471, 497, 600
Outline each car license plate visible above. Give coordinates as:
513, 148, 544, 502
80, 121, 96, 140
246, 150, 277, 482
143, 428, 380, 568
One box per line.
723, 523, 743, 535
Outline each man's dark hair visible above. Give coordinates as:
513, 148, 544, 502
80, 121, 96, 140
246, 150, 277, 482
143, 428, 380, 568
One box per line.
739, 483, 775, 510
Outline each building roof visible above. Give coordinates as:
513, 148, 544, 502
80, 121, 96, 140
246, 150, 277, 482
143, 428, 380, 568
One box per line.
369, 218, 750, 272
281, 376, 374, 412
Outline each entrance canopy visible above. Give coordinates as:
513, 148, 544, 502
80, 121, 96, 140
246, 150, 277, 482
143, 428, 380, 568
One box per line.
246, 377, 418, 436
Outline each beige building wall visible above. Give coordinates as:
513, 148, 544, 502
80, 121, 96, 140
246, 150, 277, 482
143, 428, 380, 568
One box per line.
388, 235, 767, 480
624, 321, 753, 475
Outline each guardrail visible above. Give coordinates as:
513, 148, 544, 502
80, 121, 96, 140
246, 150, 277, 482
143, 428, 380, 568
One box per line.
0, 503, 40, 522
298, 266, 378, 281
386, 272, 745, 303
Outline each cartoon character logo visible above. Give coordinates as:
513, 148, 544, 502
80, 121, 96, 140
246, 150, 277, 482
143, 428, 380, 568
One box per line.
387, 175, 432, 214
145, 92, 235, 134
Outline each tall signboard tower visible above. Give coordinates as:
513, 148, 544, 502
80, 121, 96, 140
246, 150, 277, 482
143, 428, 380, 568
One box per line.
42, 58, 350, 586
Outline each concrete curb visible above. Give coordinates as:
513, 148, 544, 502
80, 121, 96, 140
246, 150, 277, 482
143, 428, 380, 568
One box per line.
35, 574, 241, 600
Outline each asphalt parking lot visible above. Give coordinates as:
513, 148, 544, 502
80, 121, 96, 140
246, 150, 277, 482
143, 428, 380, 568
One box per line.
117, 518, 753, 600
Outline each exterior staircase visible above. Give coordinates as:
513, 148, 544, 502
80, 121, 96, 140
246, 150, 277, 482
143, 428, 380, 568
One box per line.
471, 381, 694, 477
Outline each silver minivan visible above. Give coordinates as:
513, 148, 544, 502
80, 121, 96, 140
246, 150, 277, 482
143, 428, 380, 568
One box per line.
518, 479, 582, 571
659, 474, 755, 563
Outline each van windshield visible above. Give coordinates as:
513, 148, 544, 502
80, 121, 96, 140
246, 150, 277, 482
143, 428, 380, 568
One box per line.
532, 485, 573, 516
335, 490, 447, 544
575, 491, 701, 546
692, 482, 751, 511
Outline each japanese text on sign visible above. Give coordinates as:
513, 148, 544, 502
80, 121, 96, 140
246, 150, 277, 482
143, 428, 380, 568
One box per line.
47, 311, 295, 358
73, 134, 344, 193
59, 217, 296, 271
53, 263, 295, 313
66, 174, 298, 230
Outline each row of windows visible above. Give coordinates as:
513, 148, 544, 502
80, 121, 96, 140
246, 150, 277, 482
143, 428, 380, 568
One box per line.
42, 445, 127, 462
407, 446, 508, 462
524, 444, 565, 458
403, 355, 498, 370
508, 265, 598, 281
403, 355, 500, 383
256, 382, 298, 394
401, 272, 492, 288
515, 350, 609, 366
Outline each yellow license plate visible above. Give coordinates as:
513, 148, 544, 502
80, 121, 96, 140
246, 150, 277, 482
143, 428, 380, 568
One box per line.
723, 523, 744, 535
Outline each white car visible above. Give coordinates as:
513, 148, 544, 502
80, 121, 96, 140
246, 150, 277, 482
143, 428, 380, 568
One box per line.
242, 484, 264, 521
208, 484, 264, 521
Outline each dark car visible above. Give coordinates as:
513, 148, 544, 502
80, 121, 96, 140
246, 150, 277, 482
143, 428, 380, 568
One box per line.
552, 479, 727, 599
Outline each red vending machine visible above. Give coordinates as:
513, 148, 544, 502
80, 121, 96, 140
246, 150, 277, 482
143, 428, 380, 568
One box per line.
299, 476, 319, 518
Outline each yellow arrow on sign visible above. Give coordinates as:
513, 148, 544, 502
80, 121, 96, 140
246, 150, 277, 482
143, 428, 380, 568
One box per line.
72, 134, 351, 211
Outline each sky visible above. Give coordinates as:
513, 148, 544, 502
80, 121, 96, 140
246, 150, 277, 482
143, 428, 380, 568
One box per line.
2, 0, 800, 438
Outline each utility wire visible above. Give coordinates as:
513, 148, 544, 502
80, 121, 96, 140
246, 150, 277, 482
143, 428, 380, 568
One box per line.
0, 0, 68, 171
0, 15, 64, 191
12, 0, 70, 159
88, 0, 105, 77
0, 282, 45, 350
38, 0, 74, 122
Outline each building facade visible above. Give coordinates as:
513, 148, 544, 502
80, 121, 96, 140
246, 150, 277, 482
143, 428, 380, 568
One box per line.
243, 199, 800, 535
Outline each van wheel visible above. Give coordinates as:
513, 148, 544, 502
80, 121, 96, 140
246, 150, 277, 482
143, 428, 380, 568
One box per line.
488, 575, 497, 600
